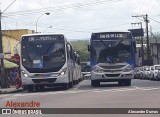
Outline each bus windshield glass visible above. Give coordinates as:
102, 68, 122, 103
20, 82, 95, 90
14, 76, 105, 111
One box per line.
21, 35, 66, 73
91, 36, 132, 63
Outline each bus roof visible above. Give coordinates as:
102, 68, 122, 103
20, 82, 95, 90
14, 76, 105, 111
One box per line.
92, 31, 131, 34
21, 33, 65, 37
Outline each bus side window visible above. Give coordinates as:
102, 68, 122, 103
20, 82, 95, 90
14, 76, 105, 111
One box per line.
67, 44, 70, 59
70, 46, 73, 60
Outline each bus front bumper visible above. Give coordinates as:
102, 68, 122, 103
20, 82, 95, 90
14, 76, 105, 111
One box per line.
21, 74, 69, 86
91, 71, 134, 81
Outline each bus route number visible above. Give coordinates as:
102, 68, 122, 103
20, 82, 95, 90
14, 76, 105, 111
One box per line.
99, 34, 123, 39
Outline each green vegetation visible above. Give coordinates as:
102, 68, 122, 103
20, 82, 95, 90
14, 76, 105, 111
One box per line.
70, 40, 90, 62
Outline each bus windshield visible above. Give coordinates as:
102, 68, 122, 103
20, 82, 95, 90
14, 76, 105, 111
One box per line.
21, 36, 66, 73
91, 39, 132, 63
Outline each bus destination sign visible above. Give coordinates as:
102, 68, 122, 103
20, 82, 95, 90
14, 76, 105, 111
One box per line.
99, 33, 128, 39
91, 32, 130, 40
28, 36, 59, 42
23, 35, 64, 43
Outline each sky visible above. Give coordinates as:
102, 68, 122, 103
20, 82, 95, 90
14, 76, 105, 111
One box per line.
1, 0, 160, 40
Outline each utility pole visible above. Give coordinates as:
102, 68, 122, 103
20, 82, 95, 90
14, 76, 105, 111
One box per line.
0, 11, 5, 88
0, 0, 17, 88
131, 22, 144, 66
145, 14, 150, 64
132, 14, 150, 65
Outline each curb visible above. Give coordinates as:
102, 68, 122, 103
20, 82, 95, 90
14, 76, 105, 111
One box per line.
0, 88, 24, 94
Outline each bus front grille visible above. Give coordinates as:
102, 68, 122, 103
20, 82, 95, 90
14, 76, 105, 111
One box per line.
105, 74, 120, 77
100, 65, 125, 69
32, 78, 57, 83
103, 69, 122, 72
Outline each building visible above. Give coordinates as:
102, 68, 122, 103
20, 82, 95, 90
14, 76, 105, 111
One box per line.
135, 44, 147, 66
150, 43, 160, 65
2, 29, 34, 58
2, 29, 34, 41
2, 35, 17, 58
0, 29, 34, 87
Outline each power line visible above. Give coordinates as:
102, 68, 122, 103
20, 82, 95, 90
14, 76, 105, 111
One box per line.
140, 0, 152, 14
3, 0, 123, 17
1, 18, 10, 29
134, 0, 145, 14
2, 17, 92, 33
2, 0, 17, 14
147, 0, 160, 15
135, 0, 149, 14
148, 17, 160, 24
4, 16, 133, 34
132, 14, 150, 64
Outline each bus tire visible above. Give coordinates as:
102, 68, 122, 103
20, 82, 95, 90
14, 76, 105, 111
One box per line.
69, 82, 73, 88
75, 80, 78, 84
27, 86, 34, 92
62, 83, 69, 90
91, 80, 100, 87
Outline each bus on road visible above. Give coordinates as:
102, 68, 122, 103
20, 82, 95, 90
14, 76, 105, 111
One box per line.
88, 31, 136, 87
20, 34, 81, 92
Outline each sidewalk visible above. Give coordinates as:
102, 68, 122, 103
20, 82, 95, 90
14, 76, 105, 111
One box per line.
0, 85, 24, 94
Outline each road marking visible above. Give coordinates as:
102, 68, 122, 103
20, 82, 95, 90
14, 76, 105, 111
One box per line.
133, 86, 160, 91
2, 86, 160, 100
18, 87, 138, 96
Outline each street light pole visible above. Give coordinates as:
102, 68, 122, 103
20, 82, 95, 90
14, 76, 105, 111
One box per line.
35, 12, 50, 33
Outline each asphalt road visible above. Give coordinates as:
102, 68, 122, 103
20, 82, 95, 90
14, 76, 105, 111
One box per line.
1, 79, 160, 117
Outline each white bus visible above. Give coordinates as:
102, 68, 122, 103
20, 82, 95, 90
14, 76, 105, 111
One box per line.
20, 34, 81, 92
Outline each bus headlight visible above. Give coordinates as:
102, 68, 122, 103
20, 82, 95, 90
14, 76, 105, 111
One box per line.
60, 71, 65, 75
59, 68, 67, 76
123, 65, 132, 72
22, 70, 29, 77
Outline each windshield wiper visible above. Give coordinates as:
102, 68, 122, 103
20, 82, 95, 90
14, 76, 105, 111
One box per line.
44, 42, 54, 55
113, 39, 123, 48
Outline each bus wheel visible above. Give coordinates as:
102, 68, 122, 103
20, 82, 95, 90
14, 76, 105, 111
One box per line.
91, 80, 100, 87
69, 82, 73, 88
27, 86, 34, 92
75, 80, 78, 84
62, 83, 69, 90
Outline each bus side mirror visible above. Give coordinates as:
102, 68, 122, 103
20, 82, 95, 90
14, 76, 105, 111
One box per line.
74, 52, 77, 60
77, 57, 80, 65
88, 45, 90, 52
